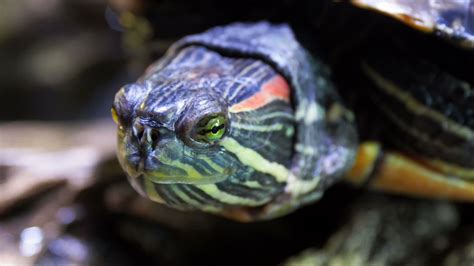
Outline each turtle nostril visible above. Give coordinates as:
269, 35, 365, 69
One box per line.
132, 120, 160, 150
133, 121, 145, 142
150, 129, 159, 143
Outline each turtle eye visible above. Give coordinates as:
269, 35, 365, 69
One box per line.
194, 115, 226, 143
111, 106, 124, 130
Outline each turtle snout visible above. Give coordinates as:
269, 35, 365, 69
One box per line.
132, 120, 160, 154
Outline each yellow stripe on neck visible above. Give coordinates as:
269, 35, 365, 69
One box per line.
195, 183, 265, 206
220, 137, 289, 183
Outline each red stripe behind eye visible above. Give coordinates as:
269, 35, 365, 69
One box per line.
229, 75, 291, 113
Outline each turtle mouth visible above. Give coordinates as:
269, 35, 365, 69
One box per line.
142, 172, 230, 185
119, 150, 234, 187
124, 165, 231, 185
124, 156, 233, 185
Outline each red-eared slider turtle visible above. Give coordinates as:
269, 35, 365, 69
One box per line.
111, 1, 474, 221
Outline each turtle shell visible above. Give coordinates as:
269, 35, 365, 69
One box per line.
352, 0, 474, 48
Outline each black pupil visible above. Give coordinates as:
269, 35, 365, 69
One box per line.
209, 124, 225, 135
211, 126, 219, 134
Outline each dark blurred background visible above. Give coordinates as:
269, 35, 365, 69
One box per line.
1, 0, 122, 120
0, 0, 287, 121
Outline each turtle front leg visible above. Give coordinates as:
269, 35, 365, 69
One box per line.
346, 142, 474, 201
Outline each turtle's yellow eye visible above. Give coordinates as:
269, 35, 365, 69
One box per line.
197, 116, 226, 142
111, 107, 123, 130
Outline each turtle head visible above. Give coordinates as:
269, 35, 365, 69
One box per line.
113, 81, 233, 185
112, 47, 296, 219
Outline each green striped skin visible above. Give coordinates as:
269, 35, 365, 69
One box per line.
115, 46, 295, 214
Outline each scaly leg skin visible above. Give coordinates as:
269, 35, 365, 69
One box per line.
346, 142, 474, 201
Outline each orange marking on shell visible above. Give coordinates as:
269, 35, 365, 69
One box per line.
229, 75, 290, 113
345, 142, 381, 185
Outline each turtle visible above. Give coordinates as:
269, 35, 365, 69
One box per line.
111, 0, 474, 222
